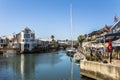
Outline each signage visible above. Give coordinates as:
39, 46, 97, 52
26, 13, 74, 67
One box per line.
112, 41, 120, 46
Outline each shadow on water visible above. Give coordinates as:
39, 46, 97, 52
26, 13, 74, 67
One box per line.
80, 75, 95, 80
0, 50, 91, 80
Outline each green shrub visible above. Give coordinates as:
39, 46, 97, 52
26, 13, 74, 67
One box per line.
86, 56, 100, 61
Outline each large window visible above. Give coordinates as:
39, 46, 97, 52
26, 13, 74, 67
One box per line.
1, 39, 3, 43
24, 44, 29, 49
25, 39, 28, 42
31, 34, 35, 38
24, 34, 30, 38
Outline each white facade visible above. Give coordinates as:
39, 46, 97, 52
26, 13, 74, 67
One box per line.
0, 36, 14, 48
110, 20, 120, 33
0, 36, 7, 48
37, 38, 53, 47
16, 27, 37, 52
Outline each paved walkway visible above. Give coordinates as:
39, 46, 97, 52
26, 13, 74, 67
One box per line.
111, 59, 120, 67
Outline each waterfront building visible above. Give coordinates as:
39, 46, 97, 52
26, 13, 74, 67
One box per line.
87, 31, 97, 41
110, 20, 120, 33
15, 27, 37, 53
86, 25, 111, 42
105, 20, 120, 40
96, 25, 111, 42
0, 36, 14, 48
57, 40, 68, 45
0, 36, 8, 48
36, 38, 53, 47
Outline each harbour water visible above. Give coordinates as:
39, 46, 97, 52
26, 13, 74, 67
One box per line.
0, 50, 90, 80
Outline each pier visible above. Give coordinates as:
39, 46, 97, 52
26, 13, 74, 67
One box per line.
0, 48, 20, 54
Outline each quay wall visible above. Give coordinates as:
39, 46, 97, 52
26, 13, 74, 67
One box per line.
80, 60, 120, 80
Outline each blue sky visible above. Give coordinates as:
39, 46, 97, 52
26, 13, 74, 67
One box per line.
0, 0, 120, 40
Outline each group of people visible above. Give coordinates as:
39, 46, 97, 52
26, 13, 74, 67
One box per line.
88, 39, 113, 63
89, 47, 104, 61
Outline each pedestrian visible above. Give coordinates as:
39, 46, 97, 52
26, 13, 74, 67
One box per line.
107, 39, 113, 63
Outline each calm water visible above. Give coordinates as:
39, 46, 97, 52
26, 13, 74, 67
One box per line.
0, 50, 89, 80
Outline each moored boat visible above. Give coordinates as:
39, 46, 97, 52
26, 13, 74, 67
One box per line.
66, 48, 76, 57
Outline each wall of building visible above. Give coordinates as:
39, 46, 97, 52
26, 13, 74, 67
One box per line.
80, 60, 120, 80
17, 28, 36, 52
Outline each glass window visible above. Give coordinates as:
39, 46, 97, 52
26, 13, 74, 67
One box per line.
24, 34, 30, 38
25, 39, 28, 42
1, 39, 3, 43
31, 34, 34, 38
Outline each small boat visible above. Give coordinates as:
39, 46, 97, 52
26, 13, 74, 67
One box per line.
66, 48, 76, 57
66, 47, 76, 53
66, 1, 76, 57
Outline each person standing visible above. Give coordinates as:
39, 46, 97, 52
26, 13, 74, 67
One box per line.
107, 39, 113, 63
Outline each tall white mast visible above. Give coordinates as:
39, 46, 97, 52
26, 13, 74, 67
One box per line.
70, 2, 73, 48
70, 1, 74, 80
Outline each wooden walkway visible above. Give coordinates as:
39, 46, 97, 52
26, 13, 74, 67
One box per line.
0, 48, 20, 51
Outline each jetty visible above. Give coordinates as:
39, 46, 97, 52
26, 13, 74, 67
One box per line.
0, 48, 20, 54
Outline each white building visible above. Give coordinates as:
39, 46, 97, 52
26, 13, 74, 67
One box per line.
0, 36, 7, 48
0, 36, 14, 48
37, 38, 58, 47
37, 38, 53, 47
15, 27, 37, 53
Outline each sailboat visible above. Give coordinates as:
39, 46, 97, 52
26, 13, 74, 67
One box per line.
66, 1, 76, 57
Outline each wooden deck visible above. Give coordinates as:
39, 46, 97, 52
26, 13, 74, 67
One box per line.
0, 48, 20, 51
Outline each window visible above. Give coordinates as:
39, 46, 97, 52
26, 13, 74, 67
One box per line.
30, 39, 34, 41
31, 34, 34, 38
1, 39, 3, 43
24, 44, 29, 48
25, 39, 28, 42
24, 34, 30, 38
26, 30, 29, 33
23, 39, 24, 42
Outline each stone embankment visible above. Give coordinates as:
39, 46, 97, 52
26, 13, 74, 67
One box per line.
73, 51, 86, 61
80, 60, 120, 80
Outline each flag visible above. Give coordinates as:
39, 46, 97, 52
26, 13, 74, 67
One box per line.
107, 39, 112, 52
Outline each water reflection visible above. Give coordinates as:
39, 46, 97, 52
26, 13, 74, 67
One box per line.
0, 50, 82, 80
20, 54, 35, 80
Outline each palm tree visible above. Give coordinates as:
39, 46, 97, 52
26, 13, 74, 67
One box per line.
51, 35, 55, 42
50, 35, 57, 47
66, 39, 68, 42
78, 34, 87, 47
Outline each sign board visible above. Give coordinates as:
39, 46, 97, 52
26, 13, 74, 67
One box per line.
112, 41, 120, 46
